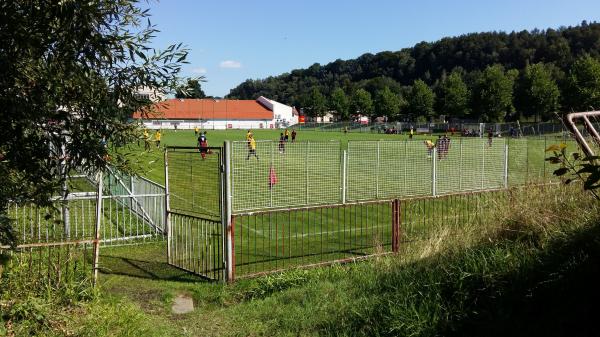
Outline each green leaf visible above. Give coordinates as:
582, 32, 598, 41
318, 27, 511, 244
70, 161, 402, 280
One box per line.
545, 157, 562, 164
553, 167, 570, 176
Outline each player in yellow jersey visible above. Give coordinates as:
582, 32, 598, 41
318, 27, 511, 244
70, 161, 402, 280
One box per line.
143, 129, 150, 150
246, 134, 259, 160
424, 139, 434, 158
154, 130, 162, 148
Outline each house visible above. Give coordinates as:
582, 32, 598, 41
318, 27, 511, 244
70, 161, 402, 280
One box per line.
134, 86, 166, 102
307, 111, 336, 123
132, 96, 298, 130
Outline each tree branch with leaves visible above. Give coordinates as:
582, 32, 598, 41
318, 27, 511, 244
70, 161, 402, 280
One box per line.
546, 144, 600, 200
0, 0, 189, 248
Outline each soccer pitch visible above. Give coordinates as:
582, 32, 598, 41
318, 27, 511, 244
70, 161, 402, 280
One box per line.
141, 129, 575, 277
141, 129, 572, 217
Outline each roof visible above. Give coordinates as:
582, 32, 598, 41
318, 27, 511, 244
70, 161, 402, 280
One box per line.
133, 98, 273, 120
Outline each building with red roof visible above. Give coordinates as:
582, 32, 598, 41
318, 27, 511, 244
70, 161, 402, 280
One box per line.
133, 96, 298, 130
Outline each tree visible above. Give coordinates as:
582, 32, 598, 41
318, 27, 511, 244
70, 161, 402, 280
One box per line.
517, 63, 560, 121
436, 71, 470, 119
226, 23, 600, 106
374, 87, 405, 121
176, 78, 206, 99
407, 80, 435, 119
0, 1, 187, 247
302, 87, 327, 117
329, 87, 350, 120
564, 55, 600, 111
350, 89, 374, 118
472, 65, 517, 122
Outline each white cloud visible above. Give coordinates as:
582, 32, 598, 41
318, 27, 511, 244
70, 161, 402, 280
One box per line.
219, 60, 242, 68
192, 67, 207, 74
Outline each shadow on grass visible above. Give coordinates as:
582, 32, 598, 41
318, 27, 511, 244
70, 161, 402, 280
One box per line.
445, 223, 600, 337
318, 222, 600, 337
98, 243, 211, 283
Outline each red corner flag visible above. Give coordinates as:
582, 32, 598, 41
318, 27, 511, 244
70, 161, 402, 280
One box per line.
269, 165, 278, 188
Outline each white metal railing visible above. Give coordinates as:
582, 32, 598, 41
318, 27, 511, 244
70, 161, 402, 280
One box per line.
8, 168, 166, 247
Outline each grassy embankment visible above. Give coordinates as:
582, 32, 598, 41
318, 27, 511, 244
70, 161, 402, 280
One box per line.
3, 183, 597, 336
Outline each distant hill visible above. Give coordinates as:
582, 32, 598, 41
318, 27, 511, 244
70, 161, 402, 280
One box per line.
227, 21, 600, 122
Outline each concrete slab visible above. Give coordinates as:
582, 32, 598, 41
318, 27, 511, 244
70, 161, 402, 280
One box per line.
172, 294, 194, 314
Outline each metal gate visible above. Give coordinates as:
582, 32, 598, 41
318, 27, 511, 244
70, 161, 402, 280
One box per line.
165, 146, 225, 280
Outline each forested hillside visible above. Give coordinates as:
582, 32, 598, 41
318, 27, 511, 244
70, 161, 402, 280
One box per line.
227, 21, 600, 122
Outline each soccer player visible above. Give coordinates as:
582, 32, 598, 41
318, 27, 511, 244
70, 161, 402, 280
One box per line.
409, 127, 414, 139
198, 131, 208, 159
291, 129, 297, 142
194, 126, 199, 136
284, 129, 289, 142
143, 128, 150, 151
487, 129, 493, 147
435, 135, 444, 159
278, 133, 285, 154
154, 130, 161, 148
424, 139, 435, 158
246, 134, 259, 160
440, 135, 451, 159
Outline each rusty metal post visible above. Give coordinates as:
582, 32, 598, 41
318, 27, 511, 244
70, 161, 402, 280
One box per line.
565, 111, 600, 156
230, 215, 236, 282
392, 199, 401, 253
92, 170, 103, 287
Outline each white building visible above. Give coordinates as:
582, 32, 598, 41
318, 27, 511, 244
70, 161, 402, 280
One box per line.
133, 96, 298, 130
308, 112, 336, 123
134, 86, 167, 102
256, 96, 298, 128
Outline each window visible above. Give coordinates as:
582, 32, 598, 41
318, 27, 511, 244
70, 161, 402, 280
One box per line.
135, 93, 151, 100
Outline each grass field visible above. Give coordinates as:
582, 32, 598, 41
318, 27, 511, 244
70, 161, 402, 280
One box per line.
135, 129, 572, 216
117, 129, 578, 278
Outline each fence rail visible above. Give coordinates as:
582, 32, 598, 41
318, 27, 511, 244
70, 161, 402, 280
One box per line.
232, 199, 394, 279
227, 187, 518, 279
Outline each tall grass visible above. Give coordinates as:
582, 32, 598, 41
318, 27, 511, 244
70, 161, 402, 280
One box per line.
209, 184, 600, 336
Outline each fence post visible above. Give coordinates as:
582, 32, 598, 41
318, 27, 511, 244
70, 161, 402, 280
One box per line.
481, 140, 486, 189
504, 142, 509, 188
92, 170, 103, 287
459, 139, 463, 190
224, 141, 234, 283
392, 199, 401, 253
164, 148, 171, 263
432, 147, 437, 196
270, 141, 274, 208
305, 141, 310, 205
342, 150, 347, 204
376, 141, 380, 199
543, 136, 547, 181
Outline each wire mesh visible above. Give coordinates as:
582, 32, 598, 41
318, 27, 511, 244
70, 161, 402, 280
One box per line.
227, 137, 570, 212
167, 148, 222, 219
231, 140, 341, 212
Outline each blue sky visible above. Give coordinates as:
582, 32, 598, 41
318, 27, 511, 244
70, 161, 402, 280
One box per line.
146, 0, 600, 97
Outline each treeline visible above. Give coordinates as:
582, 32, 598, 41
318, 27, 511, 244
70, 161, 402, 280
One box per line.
227, 21, 600, 122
